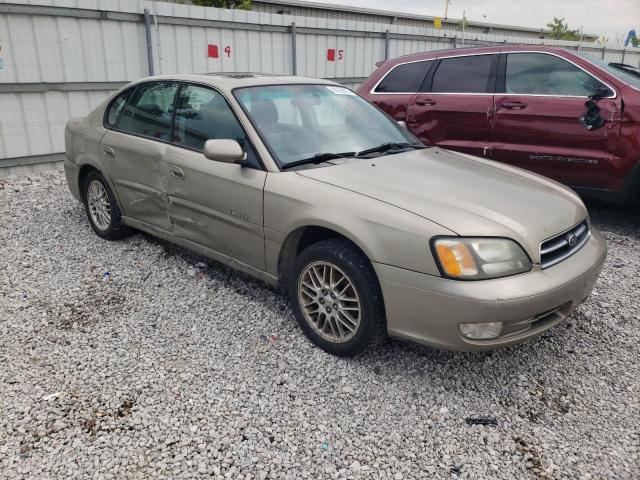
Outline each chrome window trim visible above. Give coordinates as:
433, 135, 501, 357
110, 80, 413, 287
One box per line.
369, 50, 617, 99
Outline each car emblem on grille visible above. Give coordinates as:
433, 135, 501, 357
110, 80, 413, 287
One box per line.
567, 233, 577, 247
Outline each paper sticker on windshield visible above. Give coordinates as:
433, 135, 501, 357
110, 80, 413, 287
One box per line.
326, 86, 355, 95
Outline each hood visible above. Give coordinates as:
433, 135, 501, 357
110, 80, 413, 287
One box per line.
296, 148, 587, 263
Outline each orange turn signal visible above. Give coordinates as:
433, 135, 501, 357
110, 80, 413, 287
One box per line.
435, 241, 478, 277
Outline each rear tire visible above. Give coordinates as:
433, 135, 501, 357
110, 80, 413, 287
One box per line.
289, 239, 386, 357
82, 171, 129, 240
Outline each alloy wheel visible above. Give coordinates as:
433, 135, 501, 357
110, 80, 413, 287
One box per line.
87, 180, 111, 231
298, 261, 362, 343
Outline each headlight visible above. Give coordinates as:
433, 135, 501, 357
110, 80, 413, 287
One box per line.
432, 237, 531, 280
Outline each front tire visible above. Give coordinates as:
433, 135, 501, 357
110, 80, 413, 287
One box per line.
82, 171, 129, 240
289, 239, 386, 357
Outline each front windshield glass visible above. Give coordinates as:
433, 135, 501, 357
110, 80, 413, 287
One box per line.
577, 52, 640, 90
233, 84, 419, 167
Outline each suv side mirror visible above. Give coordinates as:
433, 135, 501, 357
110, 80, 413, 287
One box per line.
203, 139, 246, 163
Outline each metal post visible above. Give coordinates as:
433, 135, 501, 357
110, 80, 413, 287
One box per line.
621, 48, 626, 64
453, 36, 457, 49
602, 46, 606, 60
384, 29, 390, 60
291, 22, 297, 76
144, 9, 155, 76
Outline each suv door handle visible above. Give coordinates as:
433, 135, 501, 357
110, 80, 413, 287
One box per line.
169, 165, 185, 180
501, 101, 527, 109
415, 99, 436, 106
103, 146, 115, 158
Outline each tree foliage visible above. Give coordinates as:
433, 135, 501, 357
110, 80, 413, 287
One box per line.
545, 17, 580, 41
191, 0, 251, 9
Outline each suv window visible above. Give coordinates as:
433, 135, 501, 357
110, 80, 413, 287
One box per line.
431, 55, 494, 93
116, 81, 178, 140
505, 53, 609, 96
173, 84, 246, 150
375, 61, 433, 93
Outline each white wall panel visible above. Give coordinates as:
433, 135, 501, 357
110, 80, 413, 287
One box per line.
0, 90, 112, 159
0, 0, 637, 164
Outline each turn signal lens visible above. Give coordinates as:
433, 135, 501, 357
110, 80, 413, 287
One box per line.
433, 237, 531, 280
435, 241, 478, 277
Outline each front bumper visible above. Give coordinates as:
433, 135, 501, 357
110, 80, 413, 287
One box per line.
374, 230, 607, 351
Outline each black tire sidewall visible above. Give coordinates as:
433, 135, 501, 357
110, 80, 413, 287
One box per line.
289, 239, 386, 356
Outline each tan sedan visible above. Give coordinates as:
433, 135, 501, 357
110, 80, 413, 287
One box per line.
64, 74, 606, 356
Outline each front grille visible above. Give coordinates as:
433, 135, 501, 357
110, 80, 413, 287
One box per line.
540, 219, 590, 269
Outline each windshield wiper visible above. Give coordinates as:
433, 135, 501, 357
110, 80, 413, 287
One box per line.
356, 142, 426, 157
281, 151, 356, 170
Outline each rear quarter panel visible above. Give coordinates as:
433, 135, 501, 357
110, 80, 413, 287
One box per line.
64, 101, 113, 200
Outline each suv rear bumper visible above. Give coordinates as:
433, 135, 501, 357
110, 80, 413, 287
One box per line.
374, 229, 607, 351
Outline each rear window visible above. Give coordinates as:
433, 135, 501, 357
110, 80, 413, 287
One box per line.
116, 82, 178, 141
431, 55, 494, 93
375, 60, 433, 93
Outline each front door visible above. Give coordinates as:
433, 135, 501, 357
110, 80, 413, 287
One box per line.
165, 83, 267, 270
490, 52, 622, 188
407, 54, 497, 157
100, 81, 179, 231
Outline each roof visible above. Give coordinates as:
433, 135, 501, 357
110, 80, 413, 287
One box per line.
252, 0, 599, 38
125, 73, 339, 92
386, 44, 576, 64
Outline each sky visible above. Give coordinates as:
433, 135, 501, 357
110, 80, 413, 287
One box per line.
318, 0, 639, 45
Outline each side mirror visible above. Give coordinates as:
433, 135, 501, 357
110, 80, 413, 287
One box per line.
203, 139, 246, 163
397, 120, 408, 129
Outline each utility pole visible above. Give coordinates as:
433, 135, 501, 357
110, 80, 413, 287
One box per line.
444, 0, 451, 19
461, 9, 466, 46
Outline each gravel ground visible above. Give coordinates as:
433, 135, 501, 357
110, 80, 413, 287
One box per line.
0, 171, 638, 480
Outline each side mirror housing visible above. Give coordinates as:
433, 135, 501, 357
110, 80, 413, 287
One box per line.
203, 139, 246, 163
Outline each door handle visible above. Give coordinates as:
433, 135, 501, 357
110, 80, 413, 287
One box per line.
103, 146, 115, 158
501, 101, 526, 109
169, 165, 185, 180
415, 99, 436, 106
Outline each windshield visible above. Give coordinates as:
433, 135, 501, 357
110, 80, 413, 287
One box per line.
233, 84, 419, 167
577, 52, 640, 90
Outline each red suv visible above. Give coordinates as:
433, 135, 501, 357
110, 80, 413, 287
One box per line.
358, 45, 640, 203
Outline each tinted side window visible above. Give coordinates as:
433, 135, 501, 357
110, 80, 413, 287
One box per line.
375, 61, 433, 93
432, 55, 494, 93
173, 85, 247, 150
105, 90, 131, 128
505, 53, 609, 96
117, 82, 178, 140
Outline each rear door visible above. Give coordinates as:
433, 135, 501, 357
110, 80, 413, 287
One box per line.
366, 60, 434, 124
100, 81, 178, 231
490, 52, 622, 187
407, 54, 498, 157
165, 83, 267, 270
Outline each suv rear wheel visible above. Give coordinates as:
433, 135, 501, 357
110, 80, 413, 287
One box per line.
289, 239, 386, 356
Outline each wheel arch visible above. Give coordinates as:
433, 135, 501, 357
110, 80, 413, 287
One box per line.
276, 224, 375, 291
76, 161, 122, 208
